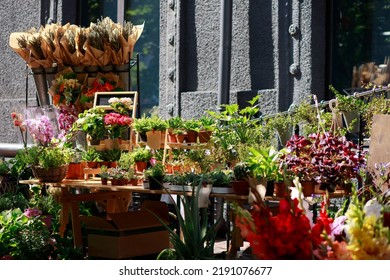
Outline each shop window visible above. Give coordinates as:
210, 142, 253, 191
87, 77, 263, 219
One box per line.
328, 0, 390, 95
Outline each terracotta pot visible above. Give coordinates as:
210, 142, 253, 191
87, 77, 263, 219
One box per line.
130, 178, 140, 186
86, 162, 98, 169
186, 130, 198, 143
111, 179, 119, 186
274, 181, 288, 197
65, 163, 84, 179
198, 130, 212, 143
301, 180, 316, 197
176, 134, 187, 143
135, 161, 147, 172
231, 180, 250, 195
101, 178, 108, 185
168, 132, 177, 143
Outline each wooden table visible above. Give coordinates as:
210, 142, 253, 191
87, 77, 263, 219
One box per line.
19, 179, 349, 257
19, 179, 249, 249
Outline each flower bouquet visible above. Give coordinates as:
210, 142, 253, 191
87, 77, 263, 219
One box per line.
104, 112, 132, 139
80, 72, 122, 109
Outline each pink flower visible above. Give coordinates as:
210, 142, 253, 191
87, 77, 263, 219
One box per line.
24, 208, 42, 218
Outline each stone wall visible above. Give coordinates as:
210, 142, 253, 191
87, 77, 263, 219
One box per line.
159, 0, 327, 119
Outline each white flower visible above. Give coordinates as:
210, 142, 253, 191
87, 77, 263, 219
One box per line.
364, 199, 383, 219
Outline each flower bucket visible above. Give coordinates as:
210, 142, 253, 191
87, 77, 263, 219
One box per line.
31, 165, 69, 182
146, 130, 162, 149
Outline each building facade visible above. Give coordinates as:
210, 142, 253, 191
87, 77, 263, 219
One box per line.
1, 0, 388, 147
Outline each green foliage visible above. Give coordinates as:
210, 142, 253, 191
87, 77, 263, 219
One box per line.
118, 152, 135, 170
183, 119, 201, 132
144, 163, 165, 179
131, 147, 153, 162
208, 96, 263, 163
133, 115, 152, 133
21, 146, 73, 169
0, 193, 29, 213
28, 186, 60, 216
168, 116, 184, 130
208, 169, 233, 188
233, 162, 251, 180
70, 108, 106, 141
244, 146, 283, 180
0, 208, 54, 259
0, 160, 10, 176
100, 148, 122, 162
81, 148, 102, 162
152, 185, 219, 260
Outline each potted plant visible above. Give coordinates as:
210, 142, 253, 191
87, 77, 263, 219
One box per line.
100, 148, 122, 167
133, 115, 152, 142
144, 163, 165, 190
81, 148, 103, 168
99, 165, 110, 185
280, 134, 319, 196
244, 146, 284, 198
208, 169, 233, 194
131, 147, 153, 172
71, 108, 106, 145
308, 131, 366, 192
265, 112, 296, 146
22, 145, 73, 182
329, 85, 367, 134
231, 162, 251, 195
183, 119, 201, 143
103, 111, 132, 149
198, 115, 215, 143
145, 116, 169, 149
108, 166, 127, 186
167, 116, 184, 143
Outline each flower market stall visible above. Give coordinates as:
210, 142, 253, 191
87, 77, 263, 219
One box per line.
2, 15, 390, 260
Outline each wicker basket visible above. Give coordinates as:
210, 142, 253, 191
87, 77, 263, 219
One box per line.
31, 165, 69, 182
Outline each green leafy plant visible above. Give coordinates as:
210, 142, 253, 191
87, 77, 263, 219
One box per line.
0, 193, 29, 213
208, 169, 232, 188
28, 186, 60, 216
99, 165, 110, 179
118, 152, 135, 170
154, 184, 219, 260
168, 116, 184, 130
21, 145, 73, 169
81, 148, 102, 162
0, 208, 54, 259
244, 146, 284, 181
70, 108, 106, 141
133, 114, 151, 134
144, 163, 165, 179
100, 148, 122, 162
199, 115, 216, 131
183, 119, 201, 132
131, 147, 153, 162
